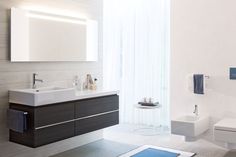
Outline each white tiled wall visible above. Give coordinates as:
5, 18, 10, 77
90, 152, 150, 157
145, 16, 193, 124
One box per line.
0, 0, 103, 142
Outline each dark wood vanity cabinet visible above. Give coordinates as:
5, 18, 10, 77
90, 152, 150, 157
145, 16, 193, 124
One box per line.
9, 95, 119, 147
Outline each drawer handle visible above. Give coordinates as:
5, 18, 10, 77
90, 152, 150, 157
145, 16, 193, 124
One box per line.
35, 110, 119, 130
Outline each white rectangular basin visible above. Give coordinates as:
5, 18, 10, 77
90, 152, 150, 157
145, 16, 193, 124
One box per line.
171, 115, 209, 138
21, 87, 68, 93
9, 87, 76, 106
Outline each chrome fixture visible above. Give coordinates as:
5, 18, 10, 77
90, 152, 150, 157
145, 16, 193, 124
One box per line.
32, 73, 43, 89
193, 104, 198, 116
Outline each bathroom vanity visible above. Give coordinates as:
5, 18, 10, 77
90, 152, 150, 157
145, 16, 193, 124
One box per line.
8, 89, 119, 147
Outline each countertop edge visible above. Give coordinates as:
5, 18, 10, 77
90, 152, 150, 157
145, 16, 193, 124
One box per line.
9, 90, 119, 107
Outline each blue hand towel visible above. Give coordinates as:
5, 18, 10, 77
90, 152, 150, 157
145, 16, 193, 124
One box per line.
7, 109, 28, 133
131, 148, 180, 157
193, 74, 204, 94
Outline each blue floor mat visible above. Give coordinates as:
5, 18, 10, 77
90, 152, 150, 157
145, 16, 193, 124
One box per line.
131, 148, 180, 157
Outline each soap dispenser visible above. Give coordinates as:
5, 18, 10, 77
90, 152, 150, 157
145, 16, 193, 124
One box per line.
72, 75, 82, 91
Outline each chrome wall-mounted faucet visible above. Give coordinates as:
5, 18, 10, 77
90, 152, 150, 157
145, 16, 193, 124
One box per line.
193, 104, 198, 116
33, 73, 43, 89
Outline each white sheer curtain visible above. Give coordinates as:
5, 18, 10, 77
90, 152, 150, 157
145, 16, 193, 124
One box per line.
103, 0, 170, 127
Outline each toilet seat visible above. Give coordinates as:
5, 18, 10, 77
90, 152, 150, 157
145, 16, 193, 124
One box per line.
214, 118, 236, 132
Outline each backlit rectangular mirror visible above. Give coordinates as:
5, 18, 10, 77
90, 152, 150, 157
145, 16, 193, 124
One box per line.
11, 8, 98, 62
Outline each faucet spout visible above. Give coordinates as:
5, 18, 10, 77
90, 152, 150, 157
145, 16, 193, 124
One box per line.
193, 104, 198, 116
33, 73, 43, 89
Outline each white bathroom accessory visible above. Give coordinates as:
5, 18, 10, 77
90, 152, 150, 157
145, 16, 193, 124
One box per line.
171, 115, 209, 141
73, 75, 82, 91
214, 118, 236, 149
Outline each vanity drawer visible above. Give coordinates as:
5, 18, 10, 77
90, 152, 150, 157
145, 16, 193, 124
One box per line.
34, 102, 74, 128
75, 111, 119, 135
75, 95, 118, 118
34, 122, 74, 147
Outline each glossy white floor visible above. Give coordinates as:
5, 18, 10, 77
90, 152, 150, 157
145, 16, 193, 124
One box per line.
1, 124, 235, 157
103, 124, 234, 157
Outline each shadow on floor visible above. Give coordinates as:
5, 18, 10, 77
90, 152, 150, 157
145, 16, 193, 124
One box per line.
50, 139, 138, 157
224, 150, 236, 157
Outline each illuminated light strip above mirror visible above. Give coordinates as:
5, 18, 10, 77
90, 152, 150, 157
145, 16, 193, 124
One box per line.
27, 13, 87, 25
20, 6, 87, 20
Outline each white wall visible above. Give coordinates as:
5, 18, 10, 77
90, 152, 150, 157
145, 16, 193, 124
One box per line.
0, 0, 103, 143
171, 0, 236, 123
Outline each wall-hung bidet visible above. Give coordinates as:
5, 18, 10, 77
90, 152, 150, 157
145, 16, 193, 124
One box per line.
171, 115, 209, 141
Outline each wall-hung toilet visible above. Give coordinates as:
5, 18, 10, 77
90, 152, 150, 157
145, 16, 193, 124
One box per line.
214, 118, 236, 149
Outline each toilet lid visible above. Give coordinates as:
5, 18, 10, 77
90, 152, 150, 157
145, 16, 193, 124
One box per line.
214, 118, 236, 132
